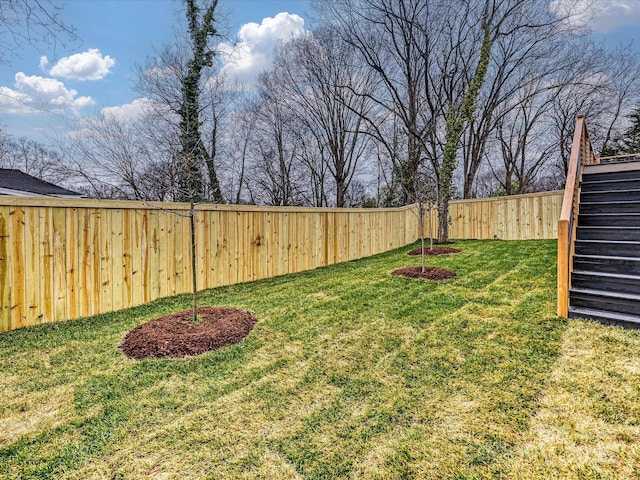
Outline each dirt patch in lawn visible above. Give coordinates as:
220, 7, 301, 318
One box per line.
408, 247, 461, 256
391, 266, 457, 280
120, 307, 257, 360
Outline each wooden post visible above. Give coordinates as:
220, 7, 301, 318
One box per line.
557, 219, 569, 317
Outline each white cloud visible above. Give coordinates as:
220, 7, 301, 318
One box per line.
0, 87, 32, 115
550, 0, 640, 33
39, 55, 49, 72
0, 72, 94, 114
43, 48, 115, 81
218, 12, 306, 86
101, 98, 153, 123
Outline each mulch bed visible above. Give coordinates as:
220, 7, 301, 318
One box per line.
120, 307, 257, 360
391, 266, 457, 280
408, 247, 461, 256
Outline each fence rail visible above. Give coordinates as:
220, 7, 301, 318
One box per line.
0, 190, 562, 332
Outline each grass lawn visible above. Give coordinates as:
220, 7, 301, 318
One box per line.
2, 239, 640, 479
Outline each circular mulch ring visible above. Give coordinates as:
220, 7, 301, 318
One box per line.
120, 307, 257, 360
391, 266, 457, 280
408, 247, 461, 256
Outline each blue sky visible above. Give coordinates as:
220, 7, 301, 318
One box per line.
0, 0, 639, 145
0, 0, 311, 143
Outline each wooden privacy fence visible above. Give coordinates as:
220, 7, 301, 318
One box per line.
446, 190, 563, 240
1, 199, 418, 332
0, 190, 562, 332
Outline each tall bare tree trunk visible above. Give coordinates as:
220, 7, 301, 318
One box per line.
437, 15, 492, 243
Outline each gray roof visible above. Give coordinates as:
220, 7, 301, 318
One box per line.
0, 169, 82, 197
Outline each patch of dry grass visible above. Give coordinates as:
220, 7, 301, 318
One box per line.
505, 320, 640, 479
0, 381, 75, 446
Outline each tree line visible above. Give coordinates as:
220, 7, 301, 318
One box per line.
2, 0, 640, 242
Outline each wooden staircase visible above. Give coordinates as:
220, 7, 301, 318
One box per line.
568, 161, 640, 328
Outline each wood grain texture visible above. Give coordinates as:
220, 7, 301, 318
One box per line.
0, 193, 562, 332
0, 208, 11, 331
556, 116, 598, 317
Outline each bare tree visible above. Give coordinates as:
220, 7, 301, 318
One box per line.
550, 43, 640, 176
174, 0, 218, 202
317, 0, 431, 205
406, 167, 438, 272
296, 132, 331, 207
245, 72, 304, 206
430, 2, 494, 242
270, 29, 375, 207
319, 0, 550, 241
134, 0, 227, 322
602, 105, 640, 156
490, 81, 559, 195
0, 0, 76, 65
458, 1, 577, 198
221, 109, 254, 204
594, 46, 640, 154
60, 110, 180, 200
0, 131, 67, 184
135, 0, 226, 204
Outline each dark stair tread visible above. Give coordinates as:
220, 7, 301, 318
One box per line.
580, 178, 640, 191
571, 272, 640, 295
576, 229, 640, 242
582, 178, 640, 185
579, 200, 640, 204
579, 190, 640, 202
574, 240, 640, 257
573, 254, 640, 261
577, 213, 640, 225
569, 287, 640, 302
576, 226, 640, 236
579, 213, 640, 217
582, 177, 640, 184
578, 201, 640, 214
575, 239, 640, 246
577, 226, 640, 230
580, 189, 640, 195
572, 270, 640, 281
568, 307, 640, 328
573, 254, 640, 272
580, 212, 640, 218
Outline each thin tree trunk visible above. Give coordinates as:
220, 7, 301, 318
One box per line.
437, 17, 493, 242
429, 204, 434, 250
437, 199, 449, 245
190, 201, 198, 322
419, 202, 426, 273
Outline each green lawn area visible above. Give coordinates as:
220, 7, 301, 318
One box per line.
2, 239, 640, 479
